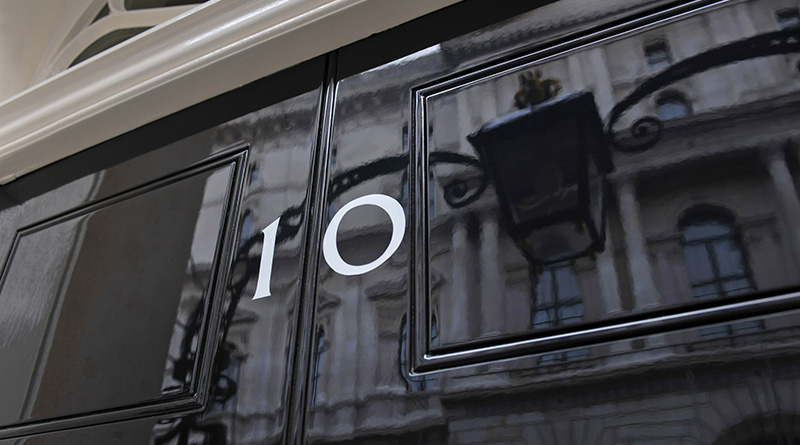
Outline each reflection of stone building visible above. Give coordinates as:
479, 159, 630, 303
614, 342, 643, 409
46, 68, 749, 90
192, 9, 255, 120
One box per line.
3, 0, 799, 443
425, 0, 800, 341
292, 0, 800, 443
177, 95, 321, 443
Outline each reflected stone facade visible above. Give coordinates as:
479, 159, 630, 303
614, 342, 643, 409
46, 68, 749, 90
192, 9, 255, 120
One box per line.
117, 0, 800, 443
2, 0, 800, 443
296, 0, 800, 443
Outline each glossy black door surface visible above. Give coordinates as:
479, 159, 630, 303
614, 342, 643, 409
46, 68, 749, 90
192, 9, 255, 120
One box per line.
0, 156, 238, 426
0, 58, 326, 442
304, 0, 800, 443
4, 0, 800, 443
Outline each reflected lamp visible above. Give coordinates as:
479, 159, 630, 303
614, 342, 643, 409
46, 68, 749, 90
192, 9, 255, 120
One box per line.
467, 91, 613, 265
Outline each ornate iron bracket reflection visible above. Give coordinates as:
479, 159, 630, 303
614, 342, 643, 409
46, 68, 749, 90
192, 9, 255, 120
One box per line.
278, 151, 487, 243
607, 26, 800, 152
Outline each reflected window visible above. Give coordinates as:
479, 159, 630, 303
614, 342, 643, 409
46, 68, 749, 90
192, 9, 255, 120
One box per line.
680, 210, 752, 299
533, 262, 588, 364
311, 328, 325, 402
248, 164, 259, 186
532, 261, 583, 329
776, 8, 800, 29
680, 209, 760, 338
656, 93, 691, 120
644, 40, 672, 71
240, 212, 253, 246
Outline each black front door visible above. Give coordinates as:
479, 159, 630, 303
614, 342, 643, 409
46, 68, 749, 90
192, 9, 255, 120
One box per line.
3, 0, 800, 443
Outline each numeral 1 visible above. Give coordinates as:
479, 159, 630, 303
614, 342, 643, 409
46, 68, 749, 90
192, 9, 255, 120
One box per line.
252, 217, 279, 300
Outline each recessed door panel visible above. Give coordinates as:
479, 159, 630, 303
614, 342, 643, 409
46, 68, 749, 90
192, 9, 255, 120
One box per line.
0, 58, 326, 443
0, 158, 237, 427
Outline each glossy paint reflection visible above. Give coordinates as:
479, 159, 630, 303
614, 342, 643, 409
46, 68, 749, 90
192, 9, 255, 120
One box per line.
4, 0, 800, 443
190, 87, 323, 444
306, 0, 800, 443
0, 57, 325, 441
0, 160, 236, 427
423, 0, 800, 350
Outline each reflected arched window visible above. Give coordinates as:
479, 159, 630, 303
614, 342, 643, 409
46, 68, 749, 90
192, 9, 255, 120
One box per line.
680, 208, 761, 338
680, 209, 752, 299
656, 93, 691, 120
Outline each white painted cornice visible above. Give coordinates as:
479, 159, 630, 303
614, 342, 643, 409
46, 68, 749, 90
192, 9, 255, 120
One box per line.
0, 0, 461, 184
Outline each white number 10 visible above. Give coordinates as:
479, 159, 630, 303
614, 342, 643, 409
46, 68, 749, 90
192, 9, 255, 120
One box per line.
253, 194, 406, 300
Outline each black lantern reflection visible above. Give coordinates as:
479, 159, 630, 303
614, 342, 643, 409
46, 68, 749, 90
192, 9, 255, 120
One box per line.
467, 91, 613, 265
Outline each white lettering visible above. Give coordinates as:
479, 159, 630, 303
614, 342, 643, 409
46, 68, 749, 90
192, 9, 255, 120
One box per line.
253, 194, 407, 300
323, 194, 406, 276
253, 217, 279, 300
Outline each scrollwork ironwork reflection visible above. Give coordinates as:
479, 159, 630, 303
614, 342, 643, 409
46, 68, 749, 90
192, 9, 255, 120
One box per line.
606, 26, 800, 152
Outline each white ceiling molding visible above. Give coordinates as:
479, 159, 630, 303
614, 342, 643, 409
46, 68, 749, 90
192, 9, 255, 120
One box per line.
45, 5, 199, 78
0, 0, 461, 184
